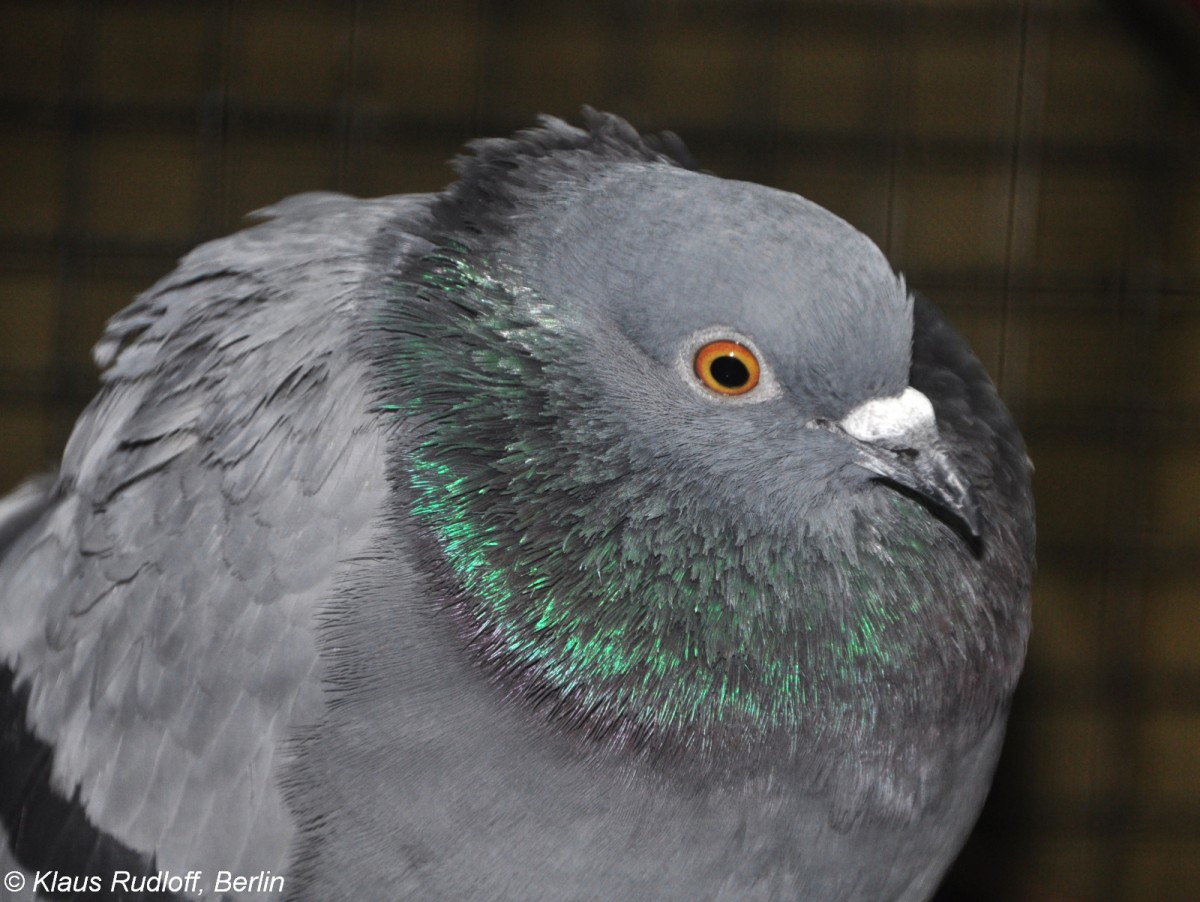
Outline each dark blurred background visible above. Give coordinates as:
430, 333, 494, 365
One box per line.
1, 0, 1197, 899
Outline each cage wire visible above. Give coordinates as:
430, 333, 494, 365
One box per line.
1, 0, 1198, 900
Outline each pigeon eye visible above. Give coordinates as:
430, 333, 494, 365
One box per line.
694, 340, 760, 395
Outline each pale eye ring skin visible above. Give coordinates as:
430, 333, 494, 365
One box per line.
676, 327, 782, 404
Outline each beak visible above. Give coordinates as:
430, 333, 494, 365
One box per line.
809, 387, 983, 540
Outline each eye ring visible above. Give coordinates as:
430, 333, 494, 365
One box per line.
694, 340, 761, 395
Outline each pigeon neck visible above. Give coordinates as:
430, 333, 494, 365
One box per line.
408, 450, 1007, 753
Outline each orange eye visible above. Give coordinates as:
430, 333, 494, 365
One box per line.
693, 340, 760, 395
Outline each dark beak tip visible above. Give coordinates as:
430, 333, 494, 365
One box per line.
822, 413, 985, 547
852, 442, 985, 547
960, 495, 985, 542
924, 472, 985, 545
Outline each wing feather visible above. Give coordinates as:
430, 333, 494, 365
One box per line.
0, 192, 432, 894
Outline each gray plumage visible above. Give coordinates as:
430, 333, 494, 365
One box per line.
0, 111, 1033, 901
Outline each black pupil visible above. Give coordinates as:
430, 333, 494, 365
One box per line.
710, 354, 750, 388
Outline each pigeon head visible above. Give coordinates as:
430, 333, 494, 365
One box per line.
375, 111, 1021, 771
480, 141, 981, 539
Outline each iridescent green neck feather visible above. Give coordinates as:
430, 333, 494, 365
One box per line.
378, 245, 990, 755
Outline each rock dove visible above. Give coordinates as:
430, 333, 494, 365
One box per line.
0, 110, 1034, 901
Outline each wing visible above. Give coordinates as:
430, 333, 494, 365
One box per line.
0, 192, 432, 898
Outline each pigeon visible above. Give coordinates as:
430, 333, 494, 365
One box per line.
0, 110, 1034, 901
